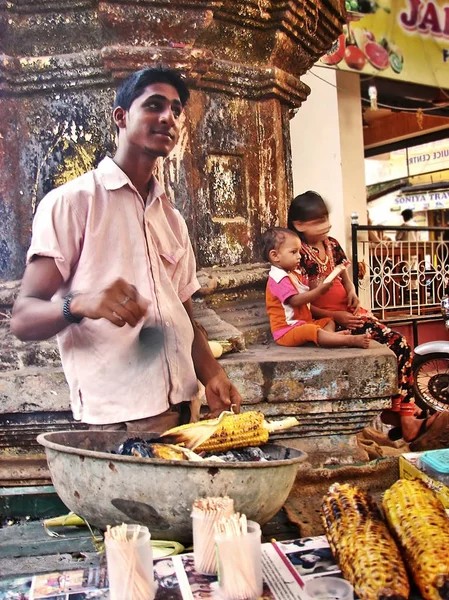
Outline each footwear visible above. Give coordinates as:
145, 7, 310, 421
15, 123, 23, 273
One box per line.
409, 412, 449, 451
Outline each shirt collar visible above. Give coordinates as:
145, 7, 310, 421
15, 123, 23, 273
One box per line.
97, 156, 167, 206
269, 265, 289, 283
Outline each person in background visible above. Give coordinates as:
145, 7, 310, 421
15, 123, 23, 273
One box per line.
287, 190, 449, 448
262, 227, 370, 349
10, 66, 241, 432
396, 208, 418, 242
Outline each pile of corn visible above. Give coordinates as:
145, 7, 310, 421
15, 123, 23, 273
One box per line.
321, 479, 449, 600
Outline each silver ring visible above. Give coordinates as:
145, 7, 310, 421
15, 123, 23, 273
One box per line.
119, 296, 130, 307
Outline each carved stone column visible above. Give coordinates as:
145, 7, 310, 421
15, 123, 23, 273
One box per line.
0, 0, 345, 279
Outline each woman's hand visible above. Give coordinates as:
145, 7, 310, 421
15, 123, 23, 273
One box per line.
333, 310, 365, 330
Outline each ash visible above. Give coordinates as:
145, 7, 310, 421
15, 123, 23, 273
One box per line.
203, 446, 272, 462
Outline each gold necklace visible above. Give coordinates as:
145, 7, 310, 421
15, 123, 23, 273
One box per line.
307, 244, 329, 267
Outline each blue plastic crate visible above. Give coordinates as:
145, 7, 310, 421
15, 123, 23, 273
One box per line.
421, 449, 449, 486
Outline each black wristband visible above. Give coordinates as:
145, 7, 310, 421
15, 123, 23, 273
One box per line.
62, 293, 83, 324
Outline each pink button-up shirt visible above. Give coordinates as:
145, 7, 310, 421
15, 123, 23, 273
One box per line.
27, 157, 200, 424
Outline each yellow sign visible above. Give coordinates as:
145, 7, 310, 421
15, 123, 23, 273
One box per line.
319, 0, 449, 88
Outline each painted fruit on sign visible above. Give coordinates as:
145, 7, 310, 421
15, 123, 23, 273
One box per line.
344, 45, 366, 70
365, 41, 389, 70
321, 34, 346, 65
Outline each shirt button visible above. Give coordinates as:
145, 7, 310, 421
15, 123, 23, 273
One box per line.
165, 322, 170, 327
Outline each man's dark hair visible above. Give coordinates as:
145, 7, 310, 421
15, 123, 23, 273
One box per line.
401, 209, 414, 222
114, 65, 190, 112
262, 227, 296, 262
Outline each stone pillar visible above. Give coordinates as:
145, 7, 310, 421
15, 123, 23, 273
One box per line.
0, 1, 346, 280
290, 67, 367, 253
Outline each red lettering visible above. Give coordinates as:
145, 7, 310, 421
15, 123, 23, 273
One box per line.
444, 6, 449, 35
418, 2, 442, 34
400, 0, 422, 29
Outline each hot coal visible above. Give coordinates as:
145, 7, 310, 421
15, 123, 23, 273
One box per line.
116, 437, 151, 458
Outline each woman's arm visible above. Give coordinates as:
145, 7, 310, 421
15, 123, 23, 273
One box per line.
340, 269, 360, 310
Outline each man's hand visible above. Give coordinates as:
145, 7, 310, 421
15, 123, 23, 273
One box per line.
70, 278, 149, 327
333, 310, 365, 330
204, 373, 242, 417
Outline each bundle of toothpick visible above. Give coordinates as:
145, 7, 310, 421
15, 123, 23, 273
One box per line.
215, 513, 261, 600
105, 524, 153, 600
191, 496, 234, 575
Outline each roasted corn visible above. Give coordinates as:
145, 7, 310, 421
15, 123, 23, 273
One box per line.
383, 478, 449, 600
321, 483, 410, 600
163, 411, 299, 453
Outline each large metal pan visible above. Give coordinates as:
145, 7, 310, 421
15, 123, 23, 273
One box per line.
38, 430, 307, 543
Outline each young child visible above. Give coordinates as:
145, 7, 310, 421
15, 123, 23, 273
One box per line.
262, 227, 370, 349
286, 190, 435, 445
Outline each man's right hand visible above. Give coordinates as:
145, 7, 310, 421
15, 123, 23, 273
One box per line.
70, 278, 149, 327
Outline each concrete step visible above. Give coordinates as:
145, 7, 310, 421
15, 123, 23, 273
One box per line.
218, 341, 396, 454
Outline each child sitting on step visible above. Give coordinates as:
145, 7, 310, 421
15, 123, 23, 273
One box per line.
262, 227, 370, 349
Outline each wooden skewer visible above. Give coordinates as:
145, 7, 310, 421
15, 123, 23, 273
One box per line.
215, 515, 261, 600
192, 496, 234, 575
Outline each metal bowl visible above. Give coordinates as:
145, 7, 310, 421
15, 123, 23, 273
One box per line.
37, 430, 307, 543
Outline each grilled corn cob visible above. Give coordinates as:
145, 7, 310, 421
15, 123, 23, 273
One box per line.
163, 411, 299, 453
383, 478, 449, 600
196, 411, 268, 452
321, 483, 409, 600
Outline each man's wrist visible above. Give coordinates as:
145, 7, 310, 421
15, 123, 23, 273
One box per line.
62, 293, 83, 324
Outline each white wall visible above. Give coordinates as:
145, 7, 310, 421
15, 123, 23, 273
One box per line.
290, 67, 366, 254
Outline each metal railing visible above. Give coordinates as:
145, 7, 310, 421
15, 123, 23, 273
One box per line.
351, 216, 449, 327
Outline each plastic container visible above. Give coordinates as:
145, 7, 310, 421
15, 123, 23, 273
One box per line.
303, 576, 354, 600
215, 520, 263, 600
421, 449, 449, 486
105, 524, 155, 600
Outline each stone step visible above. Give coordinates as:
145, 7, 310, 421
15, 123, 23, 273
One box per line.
219, 342, 397, 403
199, 290, 270, 345
217, 341, 396, 445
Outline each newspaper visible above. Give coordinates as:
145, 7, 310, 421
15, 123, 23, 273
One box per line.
0, 536, 344, 600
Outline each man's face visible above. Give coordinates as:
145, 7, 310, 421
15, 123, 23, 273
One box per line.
117, 82, 183, 158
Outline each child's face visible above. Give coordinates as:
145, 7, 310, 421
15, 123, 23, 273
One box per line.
292, 215, 331, 244
271, 234, 302, 271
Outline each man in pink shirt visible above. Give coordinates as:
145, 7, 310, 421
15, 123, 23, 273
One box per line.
11, 66, 242, 431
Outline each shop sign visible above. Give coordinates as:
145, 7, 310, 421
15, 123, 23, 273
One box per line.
319, 0, 449, 87
394, 189, 449, 209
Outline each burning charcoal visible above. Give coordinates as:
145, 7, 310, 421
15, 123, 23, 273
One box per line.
116, 437, 151, 458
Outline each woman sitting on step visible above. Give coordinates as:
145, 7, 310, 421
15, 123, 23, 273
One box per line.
287, 190, 449, 450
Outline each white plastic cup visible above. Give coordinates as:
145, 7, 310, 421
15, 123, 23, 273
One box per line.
303, 576, 354, 600
105, 524, 155, 600
192, 512, 218, 575
215, 520, 263, 600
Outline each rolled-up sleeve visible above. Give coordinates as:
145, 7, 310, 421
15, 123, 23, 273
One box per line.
27, 191, 84, 283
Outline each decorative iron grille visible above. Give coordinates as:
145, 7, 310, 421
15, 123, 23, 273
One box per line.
351, 215, 449, 322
